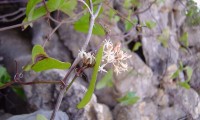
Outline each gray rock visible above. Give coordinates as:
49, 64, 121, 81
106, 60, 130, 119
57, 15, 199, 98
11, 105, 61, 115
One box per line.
7, 109, 68, 120
95, 87, 118, 108
32, 19, 72, 62
113, 100, 158, 120
0, 30, 32, 75
114, 52, 157, 99
23, 70, 65, 110
23, 69, 113, 120
0, 110, 12, 120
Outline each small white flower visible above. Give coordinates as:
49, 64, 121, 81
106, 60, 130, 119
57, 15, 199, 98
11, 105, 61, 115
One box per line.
99, 64, 107, 73
103, 50, 115, 63
86, 52, 95, 64
103, 39, 113, 49
78, 50, 87, 58
78, 50, 95, 66
99, 39, 131, 75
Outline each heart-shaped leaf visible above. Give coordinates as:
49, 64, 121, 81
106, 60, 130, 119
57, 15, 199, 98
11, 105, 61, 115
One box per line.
31, 57, 71, 72
24, 45, 71, 72
117, 91, 139, 105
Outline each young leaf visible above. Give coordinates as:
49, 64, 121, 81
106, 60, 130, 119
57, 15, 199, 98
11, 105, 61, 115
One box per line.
123, 0, 132, 8
145, 20, 156, 29
180, 32, 189, 48
96, 70, 113, 89
125, 21, 133, 32
32, 45, 47, 62
179, 82, 190, 89
31, 57, 71, 72
117, 91, 139, 105
184, 66, 193, 82
125, 10, 134, 32
36, 114, 48, 120
179, 61, 184, 71
171, 69, 179, 79
0, 66, 11, 84
157, 28, 170, 47
12, 86, 26, 100
132, 42, 142, 51
77, 46, 103, 109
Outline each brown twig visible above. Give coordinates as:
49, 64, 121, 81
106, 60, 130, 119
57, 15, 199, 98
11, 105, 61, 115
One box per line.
133, 0, 157, 16
0, 80, 61, 89
0, 17, 42, 31
42, 21, 63, 47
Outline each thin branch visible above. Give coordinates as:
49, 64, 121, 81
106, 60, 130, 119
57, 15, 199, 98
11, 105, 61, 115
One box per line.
0, 80, 61, 89
43, 21, 64, 47
78, 0, 93, 15
104, 3, 135, 25
82, 3, 102, 50
50, 3, 103, 120
89, 0, 94, 13
49, 15, 61, 24
0, 17, 42, 31
0, 7, 26, 19
1, 12, 26, 22
133, 0, 157, 16
50, 74, 78, 120
93, 3, 102, 18
0, 81, 15, 89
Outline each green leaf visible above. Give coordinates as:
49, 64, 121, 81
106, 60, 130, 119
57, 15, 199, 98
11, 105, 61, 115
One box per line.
123, 0, 132, 8
132, 42, 142, 51
36, 114, 48, 120
123, 0, 140, 8
77, 46, 104, 109
117, 91, 139, 105
26, 0, 42, 20
31, 57, 71, 72
47, 0, 63, 11
0, 66, 11, 84
179, 61, 184, 71
0, 67, 26, 98
125, 21, 133, 32
179, 82, 190, 89
113, 16, 120, 22
171, 69, 179, 79
12, 86, 26, 100
59, 0, 77, 16
26, 45, 71, 72
96, 70, 113, 89
125, 10, 135, 32
157, 28, 170, 47
109, 9, 116, 19
145, 20, 156, 29
180, 32, 189, 48
184, 66, 193, 82
30, 6, 47, 21
74, 13, 105, 36
32, 45, 47, 62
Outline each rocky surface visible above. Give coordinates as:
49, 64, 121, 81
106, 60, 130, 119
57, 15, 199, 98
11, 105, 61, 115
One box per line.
7, 109, 69, 120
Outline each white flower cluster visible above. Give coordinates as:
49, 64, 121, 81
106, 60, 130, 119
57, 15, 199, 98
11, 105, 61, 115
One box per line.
99, 39, 131, 75
78, 50, 95, 66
